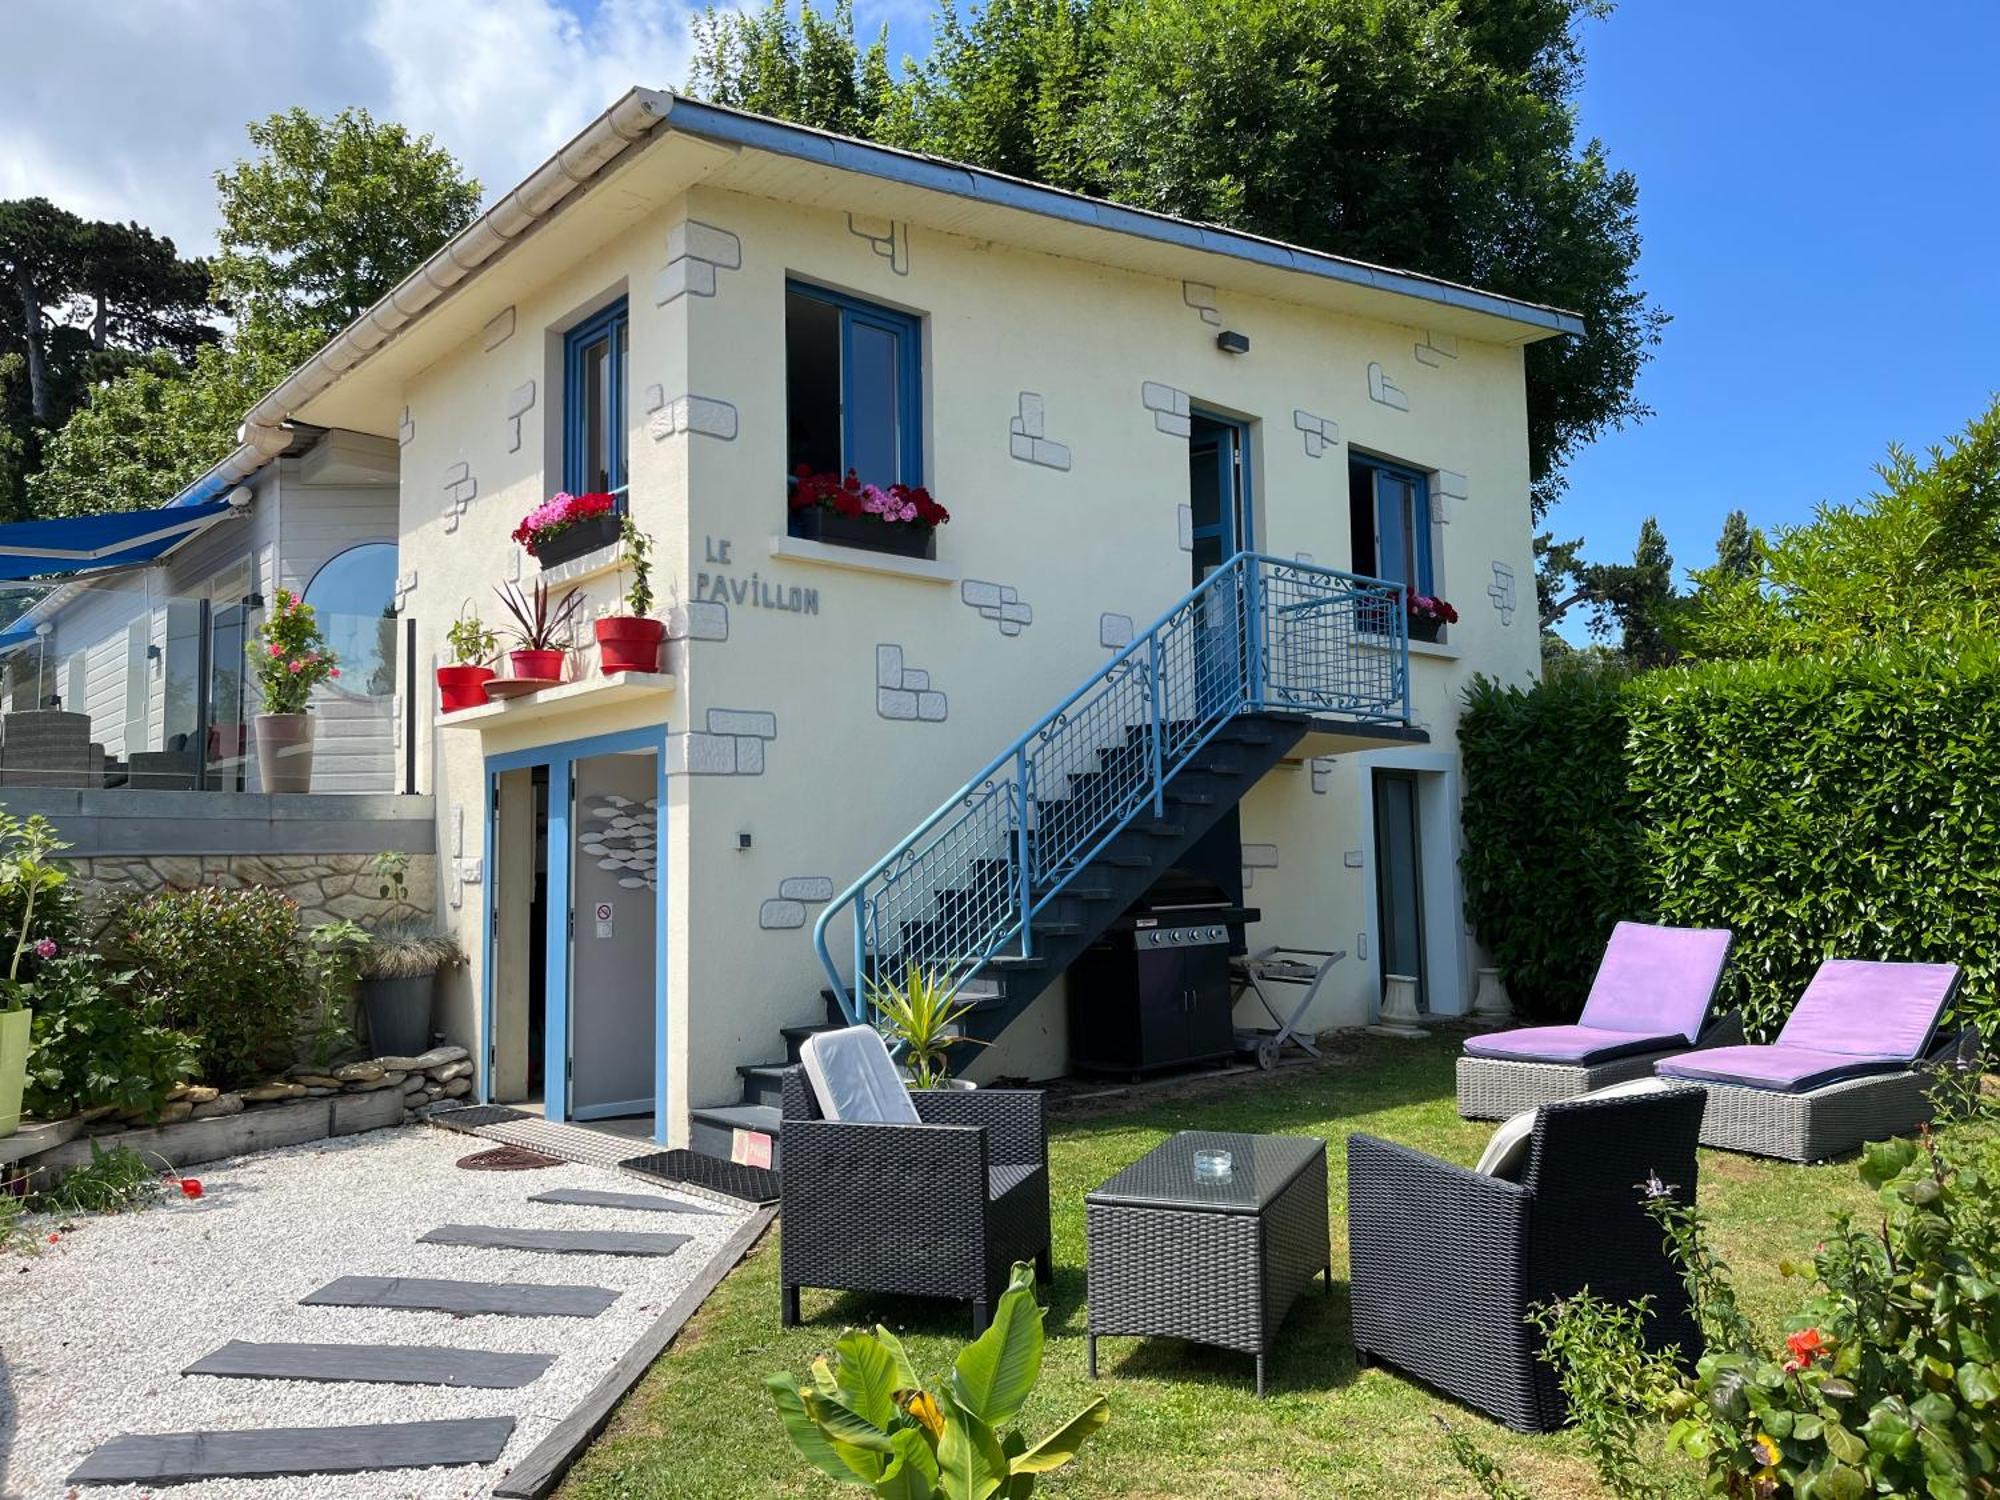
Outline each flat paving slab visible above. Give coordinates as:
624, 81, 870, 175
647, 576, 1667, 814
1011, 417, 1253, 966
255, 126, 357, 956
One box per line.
301, 1274, 620, 1318
68, 1416, 516, 1485
528, 1187, 722, 1215
184, 1340, 555, 1389
419, 1223, 691, 1258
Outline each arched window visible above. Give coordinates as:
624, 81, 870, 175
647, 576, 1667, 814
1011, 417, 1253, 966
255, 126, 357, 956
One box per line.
303, 543, 398, 696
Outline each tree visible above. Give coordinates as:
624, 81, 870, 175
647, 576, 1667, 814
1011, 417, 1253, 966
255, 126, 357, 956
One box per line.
211, 107, 482, 344
1683, 394, 2000, 658
1538, 514, 1679, 667
689, 0, 1665, 511
1711, 507, 1757, 580
29, 107, 482, 518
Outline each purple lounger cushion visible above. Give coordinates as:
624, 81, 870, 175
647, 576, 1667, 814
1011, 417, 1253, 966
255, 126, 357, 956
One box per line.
1661, 959, 1961, 1094
1464, 921, 1734, 1067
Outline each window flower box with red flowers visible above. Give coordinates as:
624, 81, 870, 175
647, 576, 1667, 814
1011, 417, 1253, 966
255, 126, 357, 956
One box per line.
786, 469, 949, 561
512, 491, 621, 568
1407, 593, 1459, 643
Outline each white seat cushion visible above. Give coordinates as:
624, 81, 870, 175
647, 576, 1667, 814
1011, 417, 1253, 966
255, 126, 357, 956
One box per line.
800, 1025, 921, 1125
1475, 1077, 1676, 1181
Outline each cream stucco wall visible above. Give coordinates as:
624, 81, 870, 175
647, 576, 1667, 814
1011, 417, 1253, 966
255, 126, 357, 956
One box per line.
393, 176, 1543, 1143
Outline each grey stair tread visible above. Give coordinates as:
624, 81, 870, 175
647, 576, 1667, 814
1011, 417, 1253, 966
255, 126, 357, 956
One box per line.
528, 1186, 722, 1216
68, 1416, 516, 1484
301, 1275, 618, 1318
689, 1102, 782, 1131
183, 1340, 553, 1389
419, 1223, 691, 1257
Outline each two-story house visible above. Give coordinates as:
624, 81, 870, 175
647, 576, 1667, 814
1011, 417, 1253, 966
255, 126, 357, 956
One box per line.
52, 88, 1573, 1157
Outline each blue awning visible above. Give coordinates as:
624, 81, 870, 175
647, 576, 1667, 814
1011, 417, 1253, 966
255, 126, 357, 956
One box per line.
0, 498, 237, 582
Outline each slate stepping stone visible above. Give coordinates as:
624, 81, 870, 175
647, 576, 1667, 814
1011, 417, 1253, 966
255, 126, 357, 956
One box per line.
420, 1223, 689, 1257
529, 1186, 722, 1215
301, 1274, 618, 1318
184, 1340, 554, 1389
68, 1416, 515, 1485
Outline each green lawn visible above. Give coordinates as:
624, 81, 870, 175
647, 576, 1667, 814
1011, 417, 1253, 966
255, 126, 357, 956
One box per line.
559, 1030, 1891, 1499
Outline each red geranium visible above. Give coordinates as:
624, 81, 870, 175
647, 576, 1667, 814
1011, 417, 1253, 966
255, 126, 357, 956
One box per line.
1408, 594, 1459, 624
1783, 1326, 1824, 1372
512, 491, 618, 553
789, 467, 949, 529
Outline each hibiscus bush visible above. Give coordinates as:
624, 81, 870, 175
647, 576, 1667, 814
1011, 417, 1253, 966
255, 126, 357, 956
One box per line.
1513, 1072, 1999, 1500
252, 589, 339, 714
788, 467, 950, 530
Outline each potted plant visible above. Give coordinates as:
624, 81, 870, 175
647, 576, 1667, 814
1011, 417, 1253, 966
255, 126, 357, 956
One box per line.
0, 813, 69, 1138
513, 490, 621, 568
1407, 593, 1459, 643
595, 515, 666, 673
496, 578, 585, 684
867, 964, 985, 1089
787, 467, 950, 560
353, 853, 463, 1056
252, 589, 339, 793
437, 609, 499, 712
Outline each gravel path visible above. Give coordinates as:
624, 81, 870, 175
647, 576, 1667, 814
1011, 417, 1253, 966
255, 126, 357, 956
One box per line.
0, 1124, 752, 1498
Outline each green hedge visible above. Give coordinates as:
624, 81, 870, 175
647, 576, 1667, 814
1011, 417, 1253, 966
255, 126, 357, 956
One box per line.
1460, 645, 2000, 1039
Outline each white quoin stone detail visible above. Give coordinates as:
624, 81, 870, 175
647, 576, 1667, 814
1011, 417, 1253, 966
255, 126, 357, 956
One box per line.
1367, 362, 1409, 412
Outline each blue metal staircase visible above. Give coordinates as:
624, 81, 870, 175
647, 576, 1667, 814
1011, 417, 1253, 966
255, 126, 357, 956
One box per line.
690, 552, 1422, 1160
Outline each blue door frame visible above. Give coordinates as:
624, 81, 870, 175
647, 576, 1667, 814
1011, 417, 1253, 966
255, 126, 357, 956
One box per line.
480, 726, 670, 1142
1188, 409, 1255, 560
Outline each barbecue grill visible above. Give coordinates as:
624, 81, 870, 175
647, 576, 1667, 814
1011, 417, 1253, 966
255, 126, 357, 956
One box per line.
1066, 866, 1260, 1078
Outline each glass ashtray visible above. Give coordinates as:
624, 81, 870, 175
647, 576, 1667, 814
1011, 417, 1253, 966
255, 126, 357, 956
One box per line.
1193, 1148, 1234, 1182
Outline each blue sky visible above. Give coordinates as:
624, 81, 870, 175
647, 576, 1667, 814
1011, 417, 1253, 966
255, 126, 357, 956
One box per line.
1559, 1, 2000, 581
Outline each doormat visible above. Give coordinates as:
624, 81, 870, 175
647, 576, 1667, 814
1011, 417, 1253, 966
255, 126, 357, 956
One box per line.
426, 1105, 531, 1133
621, 1149, 780, 1206
456, 1145, 563, 1171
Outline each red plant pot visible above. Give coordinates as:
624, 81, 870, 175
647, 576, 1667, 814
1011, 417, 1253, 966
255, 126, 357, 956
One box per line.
436, 664, 496, 713
507, 649, 566, 682
595, 617, 666, 674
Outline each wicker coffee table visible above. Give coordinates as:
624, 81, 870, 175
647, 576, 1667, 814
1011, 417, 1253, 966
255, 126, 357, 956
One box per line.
1085, 1130, 1330, 1396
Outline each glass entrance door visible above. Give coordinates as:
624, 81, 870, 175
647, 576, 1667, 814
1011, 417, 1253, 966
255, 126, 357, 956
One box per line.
1372, 769, 1427, 1009
1187, 412, 1251, 585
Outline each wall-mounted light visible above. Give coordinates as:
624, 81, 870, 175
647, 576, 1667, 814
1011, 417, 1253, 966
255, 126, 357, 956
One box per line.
1216, 330, 1250, 355
737, 831, 753, 851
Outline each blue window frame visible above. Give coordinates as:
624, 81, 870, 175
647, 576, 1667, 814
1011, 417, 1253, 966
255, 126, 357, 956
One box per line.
1348, 453, 1434, 596
563, 299, 628, 497
784, 279, 923, 486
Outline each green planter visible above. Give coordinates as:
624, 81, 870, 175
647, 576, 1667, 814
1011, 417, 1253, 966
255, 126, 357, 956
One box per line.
0, 1006, 31, 1138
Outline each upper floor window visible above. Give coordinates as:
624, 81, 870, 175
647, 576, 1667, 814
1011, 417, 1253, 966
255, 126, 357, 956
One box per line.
564, 299, 628, 497
1349, 454, 1434, 597
785, 280, 922, 488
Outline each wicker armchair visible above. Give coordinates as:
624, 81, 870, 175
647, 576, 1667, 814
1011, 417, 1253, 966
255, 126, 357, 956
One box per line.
1348, 1088, 1707, 1433
779, 1067, 1052, 1335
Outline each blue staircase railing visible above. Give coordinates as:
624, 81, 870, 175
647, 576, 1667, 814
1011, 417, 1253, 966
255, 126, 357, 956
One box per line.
813, 552, 1411, 1023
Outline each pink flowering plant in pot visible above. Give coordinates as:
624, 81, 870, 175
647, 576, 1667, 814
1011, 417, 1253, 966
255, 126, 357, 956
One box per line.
787, 468, 950, 560
1407, 594, 1459, 643
512, 491, 620, 566
251, 590, 339, 793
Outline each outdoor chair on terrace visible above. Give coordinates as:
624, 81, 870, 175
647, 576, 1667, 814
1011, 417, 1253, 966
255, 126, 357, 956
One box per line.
779, 1025, 1052, 1335
1657, 959, 1972, 1162
1457, 921, 1739, 1119
1348, 1086, 1707, 1433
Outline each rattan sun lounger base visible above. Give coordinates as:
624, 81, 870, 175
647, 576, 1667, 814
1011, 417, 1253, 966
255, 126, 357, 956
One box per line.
1455, 1052, 1667, 1120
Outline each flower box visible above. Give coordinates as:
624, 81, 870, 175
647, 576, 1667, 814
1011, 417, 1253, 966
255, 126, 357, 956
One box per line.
1410, 615, 1446, 644
532, 511, 621, 568
788, 507, 936, 560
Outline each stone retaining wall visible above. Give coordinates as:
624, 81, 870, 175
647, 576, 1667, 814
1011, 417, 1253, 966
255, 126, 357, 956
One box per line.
69, 853, 436, 934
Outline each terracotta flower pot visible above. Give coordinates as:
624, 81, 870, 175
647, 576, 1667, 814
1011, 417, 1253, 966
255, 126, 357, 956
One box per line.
508, 649, 566, 682
0, 1006, 29, 1138
594, 617, 666, 674
254, 711, 315, 794
436, 664, 496, 713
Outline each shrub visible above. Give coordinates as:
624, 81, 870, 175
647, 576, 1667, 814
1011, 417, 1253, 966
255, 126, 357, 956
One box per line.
1629, 642, 2000, 1040
114, 886, 311, 1086
24, 956, 199, 1119
1521, 1076, 1999, 1500
1459, 667, 1648, 1020
1460, 642, 2000, 1038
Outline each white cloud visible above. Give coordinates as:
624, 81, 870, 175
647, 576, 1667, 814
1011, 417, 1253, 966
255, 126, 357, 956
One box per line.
0, 0, 704, 257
